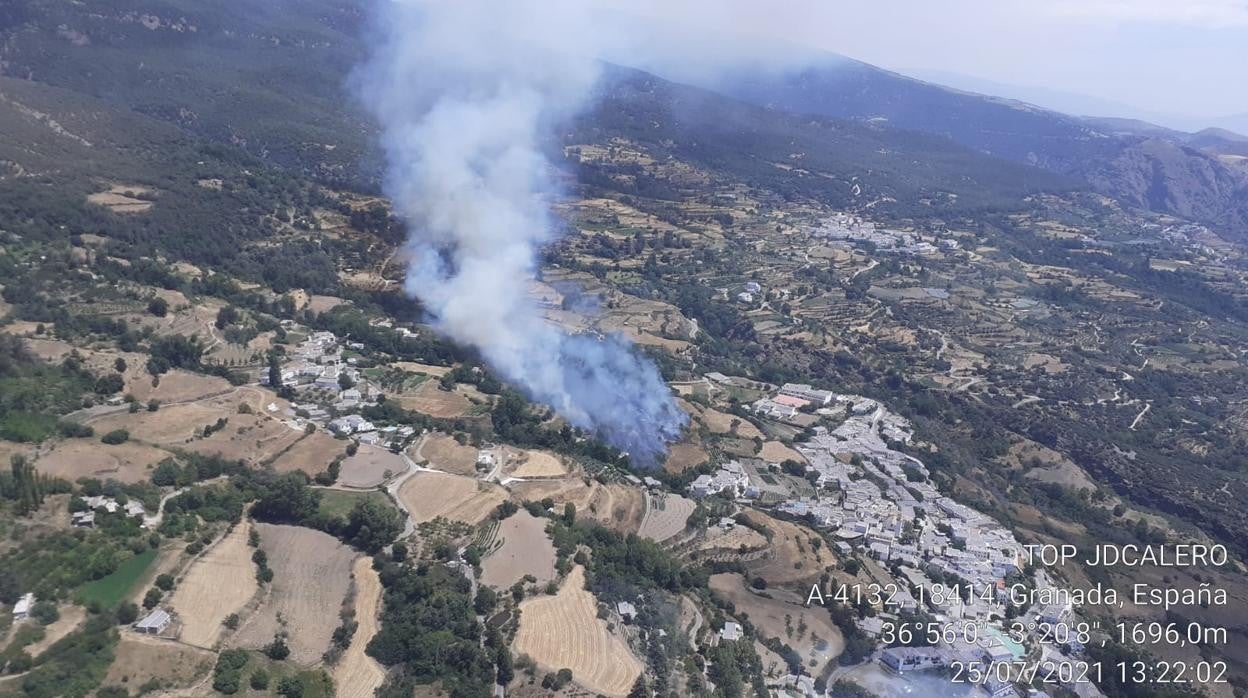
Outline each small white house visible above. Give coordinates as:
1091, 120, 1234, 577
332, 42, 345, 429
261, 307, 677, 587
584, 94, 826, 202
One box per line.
719, 621, 743, 642
12, 592, 35, 621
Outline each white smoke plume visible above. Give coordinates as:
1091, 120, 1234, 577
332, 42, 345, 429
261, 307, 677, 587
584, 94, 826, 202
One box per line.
354, 0, 691, 464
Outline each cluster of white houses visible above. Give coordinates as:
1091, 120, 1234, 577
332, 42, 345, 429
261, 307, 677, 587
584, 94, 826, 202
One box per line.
689, 461, 751, 499
691, 383, 1098, 697
269, 326, 420, 450
70, 494, 147, 528
812, 212, 958, 256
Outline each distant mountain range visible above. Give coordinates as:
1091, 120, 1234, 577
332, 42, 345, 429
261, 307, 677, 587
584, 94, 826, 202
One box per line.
1, 0, 1246, 238
710, 55, 1248, 237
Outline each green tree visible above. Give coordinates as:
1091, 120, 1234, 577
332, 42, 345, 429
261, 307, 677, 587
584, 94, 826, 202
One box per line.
265, 635, 291, 660
142, 588, 162, 609
116, 602, 139, 625
268, 351, 283, 389
147, 298, 169, 317
343, 498, 401, 553
31, 600, 60, 625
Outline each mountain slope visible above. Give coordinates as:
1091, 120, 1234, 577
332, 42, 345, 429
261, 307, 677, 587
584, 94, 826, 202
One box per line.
0, 0, 1076, 217
717, 56, 1248, 238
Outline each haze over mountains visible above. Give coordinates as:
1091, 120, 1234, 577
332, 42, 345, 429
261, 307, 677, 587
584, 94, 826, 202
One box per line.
704, 54, 1248, 239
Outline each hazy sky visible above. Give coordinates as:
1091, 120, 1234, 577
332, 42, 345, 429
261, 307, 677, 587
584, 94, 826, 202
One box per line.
626, 0, 1248, 129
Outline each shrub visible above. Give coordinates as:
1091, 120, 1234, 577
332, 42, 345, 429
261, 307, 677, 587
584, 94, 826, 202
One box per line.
265, 636, 291, 660
31, 600, 60, 625
101, 429, 130, 445
249, 668, 270, 690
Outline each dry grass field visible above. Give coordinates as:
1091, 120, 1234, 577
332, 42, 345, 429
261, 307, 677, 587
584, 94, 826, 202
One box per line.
393, 361, 452, 377
179, 413, 304, 465
398, 471, 508, 525
333, 557, 387, 698
86, 184, 153, 213
87, 398, 230, 445
739, 510, 832, 586
684, 401, 763, 439
510, 478, 644, 535
32, 438, 170, 483
396, 380, 472, 418
662, 441, 709, 474
415, 432, 479, 476
710, 573, 844, 674
234, 524, 355, 665
637, 493, 694, 543
337, 445, 405, 488
758, 441, 806, 464
506, 450, 567, 478
512, 566, 642, 697
698, 526, 768, 553
103, 633, 214, 690
128, 370, 234, 404
480, 511, 557, 589
168, 521, 259, 649
267, 431, 346, 477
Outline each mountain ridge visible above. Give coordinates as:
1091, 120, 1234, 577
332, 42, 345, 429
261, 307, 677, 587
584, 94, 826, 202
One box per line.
711, 56, 1248, 239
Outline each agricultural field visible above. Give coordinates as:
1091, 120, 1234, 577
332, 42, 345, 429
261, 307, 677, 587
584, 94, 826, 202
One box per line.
168, 521, 259, 649
479, 510, 557, 589
32, 438, 171, 484
178, 411, 305, 464
757, 441, 805, 464
682, 401, 763, 439
505, 449, 567, 478
510, 478, 645, 534
662, 440, 710, 474
710, 573, 844, 674
86, 394, 300, 466
336, 445, 405, 488
512, 566, 642, 697
696, 526, 769, 554
268, 431, 347, 477
332, 557, 387, 698
637, 493, 694, 543
394, 380, 473, 418
738, 511, 833, 586
233, 524, 356, 665
126, 370, 235, 405
102, 633, 215, 692
397, 471, 507, 525
413, 432, 480, 476
77, 548, 158, 608
317, 488, 396, 520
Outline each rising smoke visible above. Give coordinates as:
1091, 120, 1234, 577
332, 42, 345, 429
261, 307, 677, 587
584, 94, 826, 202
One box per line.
354, 0, 693, 465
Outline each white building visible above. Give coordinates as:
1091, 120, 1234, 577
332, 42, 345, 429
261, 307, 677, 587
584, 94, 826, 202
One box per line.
12, 593, 35, 621
134, 608, 172, 635
780, 383, 835, 405
690, 461, 750, 499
